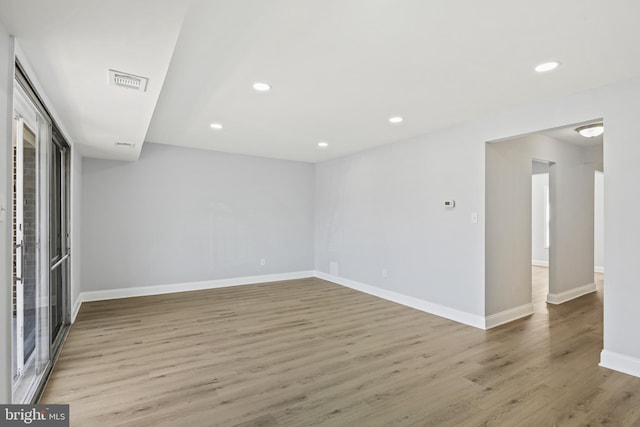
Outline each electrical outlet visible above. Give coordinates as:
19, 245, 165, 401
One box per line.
260, 258, 266, 266
471, 212, 478, 223
329, 261, 339, 276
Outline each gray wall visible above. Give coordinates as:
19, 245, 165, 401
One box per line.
314, 76, 638, 356
6, 41, 640, 387
81, 143, 314, 291
602, 79, 640, 361
532, 171, 604, 272
0, 24, 12, 404
594, 172, 604, 271
315, 127, 485, 316
486, 134, 600, 314
71, 147, 81, 310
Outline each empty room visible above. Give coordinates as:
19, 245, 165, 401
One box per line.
2, 1, 640, 426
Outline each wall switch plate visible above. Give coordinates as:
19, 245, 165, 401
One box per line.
260, 258, 266, 266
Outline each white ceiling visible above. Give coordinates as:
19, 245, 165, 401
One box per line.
540, 122, 604, 148
1, 0, 638, 163
0, 0, 191, 161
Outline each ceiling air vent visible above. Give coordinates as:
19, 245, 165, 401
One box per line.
109, 69, 148, 92
115, 142, 136, 148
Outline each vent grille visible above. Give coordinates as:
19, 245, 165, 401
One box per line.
115, 142, 136, 148
109, 69, 148, 92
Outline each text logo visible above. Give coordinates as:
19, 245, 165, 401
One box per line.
1, 405, 69, 426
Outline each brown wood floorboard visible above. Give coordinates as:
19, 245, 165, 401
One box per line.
40, 268, 640, 426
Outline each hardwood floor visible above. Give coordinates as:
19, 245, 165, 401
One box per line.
41, 268, 640, 426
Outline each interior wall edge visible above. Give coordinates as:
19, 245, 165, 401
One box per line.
546, 282, 597, 305
71, 296, 82, 324
484, 303, 534, 330
600, 350, 640, 379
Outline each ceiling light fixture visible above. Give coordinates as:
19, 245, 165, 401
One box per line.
253, 82, 271, 92
317, 141, 328, 148
389, 116, 403, 124
535, 61, 561, 73
210, 123, 223, 130
575, 123, 604, 138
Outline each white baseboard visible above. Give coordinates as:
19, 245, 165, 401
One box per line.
546, 282, 596, 305
595, 266, 605, 274
484, 303, 534, 329
71, 296, 83, 323
313, 271, 486, 329
74, 270, 536, 331
79, 271, 315, 303
600, 350, 640, 378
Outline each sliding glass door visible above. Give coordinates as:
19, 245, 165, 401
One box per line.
11, 64, 71, 404
12, 82, 50, 403
50, 129, 70, 349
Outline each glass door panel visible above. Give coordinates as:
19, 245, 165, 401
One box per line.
12, 117, 39, 375
50, 133, 68, 346
12, 82, 50, 404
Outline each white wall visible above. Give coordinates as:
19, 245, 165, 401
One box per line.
0, 24, 13, 404
531, 173, 549, 266
81, 143, 315, 291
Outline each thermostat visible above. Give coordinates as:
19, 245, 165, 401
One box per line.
444, 200, 455, 208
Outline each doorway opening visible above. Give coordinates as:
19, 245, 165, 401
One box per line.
485, 120, 604, 325
531, 159, 552, 310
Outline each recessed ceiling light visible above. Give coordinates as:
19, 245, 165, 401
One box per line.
317, 141, 328, 148
210, 123, 223, 130
535, 61, 561, 73
253, 82, 271, 92
575, 123, 604, 138
389, 116, 403, 124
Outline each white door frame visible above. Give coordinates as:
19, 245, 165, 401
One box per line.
13, 116, 25, 376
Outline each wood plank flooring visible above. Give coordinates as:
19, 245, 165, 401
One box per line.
41, 268, 640, 426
